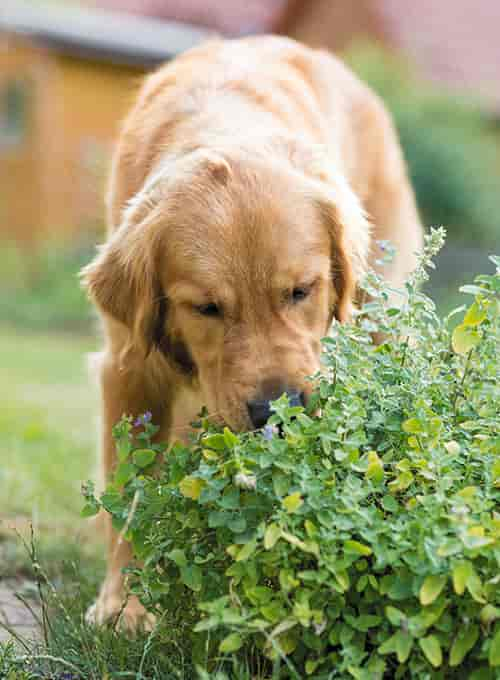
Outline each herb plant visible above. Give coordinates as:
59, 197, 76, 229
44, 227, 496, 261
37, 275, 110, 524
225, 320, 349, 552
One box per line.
84, 229, 500, 679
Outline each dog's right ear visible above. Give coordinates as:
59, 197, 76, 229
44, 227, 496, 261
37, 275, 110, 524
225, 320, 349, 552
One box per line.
80, 212, 164, 359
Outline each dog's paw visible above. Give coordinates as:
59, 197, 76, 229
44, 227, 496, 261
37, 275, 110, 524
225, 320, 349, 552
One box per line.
85, 594, 156, 633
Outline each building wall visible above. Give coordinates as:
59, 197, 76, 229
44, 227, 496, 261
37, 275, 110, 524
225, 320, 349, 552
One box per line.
0, 35, 147, 245
278, 0, 385, 52
44, 54, 145, 238
0, 36, 43, 243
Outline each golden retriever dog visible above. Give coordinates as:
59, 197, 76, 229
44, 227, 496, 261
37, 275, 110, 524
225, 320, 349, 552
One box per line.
82, 36, 423, 628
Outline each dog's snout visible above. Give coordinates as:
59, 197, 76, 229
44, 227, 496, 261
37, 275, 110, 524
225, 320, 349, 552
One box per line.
247, 389, 305, 429
247, 399, 272, 429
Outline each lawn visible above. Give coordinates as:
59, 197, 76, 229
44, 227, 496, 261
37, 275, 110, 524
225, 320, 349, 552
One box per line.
0, 326, 98, 525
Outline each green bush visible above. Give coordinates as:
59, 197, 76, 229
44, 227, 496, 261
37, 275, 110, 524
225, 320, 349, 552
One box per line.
347, 45, 500, 248
85, 230, 500, 679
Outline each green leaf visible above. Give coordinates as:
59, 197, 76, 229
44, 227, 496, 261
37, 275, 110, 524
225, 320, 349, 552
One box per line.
449, 624, 479, 666
203, 434, 227, 450
132, 448, 156, 468
402, 418, 424, 434
264, 523, 282, 550
208, 510, 229, 528
81, 500, 100, 518
179, 476, 205, 500
489, 628, 500, 667
480, 604, 500, 625
355, 614, 382, 631
333, 569, 350, 592
379, 631, 398, 655
235, 539, 257, 562
452, 560, 472, 595
228, 515, 247, 533
272, 472, 290, 497
114, 462, 136, 486
385, 606, 405, 627
223, 427, 239, 448
168, 548, 187, 567
466, 568, 486, 603
366, 451, 384, 484
180, 564, 202, 591
305, 659, 318, 675
463, 300, 488, 327
219, 632, 243, 654
492, 459, 500, 486
388, 470, 414, 492
283, 492, 303, 513
436, 539, 462, 557
419, 635, 442, 668
452, 324, 480, 354
459, 284, 488, 296
279, 569, 299, 592
395, 631, 413, 664
419, 575, 447, 606
281, 532, 319, 556
381, 495, 399, 513
344, 540, 372, 556
219, 487, 240, 509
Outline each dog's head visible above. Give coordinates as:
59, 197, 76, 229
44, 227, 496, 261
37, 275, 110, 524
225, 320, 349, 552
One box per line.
81, 145, 369, 430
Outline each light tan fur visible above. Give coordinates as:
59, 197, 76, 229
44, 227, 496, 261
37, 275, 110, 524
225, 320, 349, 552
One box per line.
81, 36, 422, 628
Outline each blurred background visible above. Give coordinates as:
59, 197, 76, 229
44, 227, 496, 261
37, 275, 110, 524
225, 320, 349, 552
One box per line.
0, 0, 498, 543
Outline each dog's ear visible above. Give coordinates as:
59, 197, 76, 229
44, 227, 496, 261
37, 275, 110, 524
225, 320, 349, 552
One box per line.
80, 211, 164, 360
81, 148, 231, 368
316, 174, 370, 324
283, 139, 370, 321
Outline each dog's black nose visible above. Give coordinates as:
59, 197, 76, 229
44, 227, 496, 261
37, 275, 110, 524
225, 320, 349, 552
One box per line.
247, 390, 304, 429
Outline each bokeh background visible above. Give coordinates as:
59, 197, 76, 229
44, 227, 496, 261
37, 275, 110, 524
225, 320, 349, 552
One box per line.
0, 0, 498, 550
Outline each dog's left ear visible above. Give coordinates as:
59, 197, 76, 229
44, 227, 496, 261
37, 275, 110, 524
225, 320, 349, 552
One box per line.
316, 174, 370, 323
80, 211, 165, 361
285, 139, 370, 322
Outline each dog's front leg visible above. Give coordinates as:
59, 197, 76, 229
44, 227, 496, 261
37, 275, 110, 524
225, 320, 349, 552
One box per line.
85, 352, 162, 631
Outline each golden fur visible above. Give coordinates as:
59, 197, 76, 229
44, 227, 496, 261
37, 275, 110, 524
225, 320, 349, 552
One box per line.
82, 36, 423, 628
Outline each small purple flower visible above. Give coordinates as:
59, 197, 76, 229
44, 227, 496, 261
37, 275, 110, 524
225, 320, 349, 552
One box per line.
134, 411, 152, 427
263, 424, 278, 441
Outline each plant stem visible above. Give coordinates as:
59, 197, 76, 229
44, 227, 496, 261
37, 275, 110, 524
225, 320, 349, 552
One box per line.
453, 348, 473, 416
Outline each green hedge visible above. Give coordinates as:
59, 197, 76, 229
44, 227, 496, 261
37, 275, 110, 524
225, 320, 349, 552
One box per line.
84, 231, 500, 679
347, 45, 500, 248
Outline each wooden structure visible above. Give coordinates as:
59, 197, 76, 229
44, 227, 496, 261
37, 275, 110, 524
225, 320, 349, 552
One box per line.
0, 1, 208, 244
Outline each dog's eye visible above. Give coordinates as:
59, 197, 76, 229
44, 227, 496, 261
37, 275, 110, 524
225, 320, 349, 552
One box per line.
195, 302, 221, 318
291, 286, 310, 304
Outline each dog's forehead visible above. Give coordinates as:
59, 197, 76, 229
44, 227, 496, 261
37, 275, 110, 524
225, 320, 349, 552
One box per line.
164, 181, 329, 292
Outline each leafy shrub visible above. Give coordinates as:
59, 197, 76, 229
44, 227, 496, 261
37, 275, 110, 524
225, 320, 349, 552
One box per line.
347, 45, 500, 248
85, 230, 500, 678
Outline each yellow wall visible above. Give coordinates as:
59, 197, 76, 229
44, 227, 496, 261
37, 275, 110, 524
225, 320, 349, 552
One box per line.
0, 34, 147, 245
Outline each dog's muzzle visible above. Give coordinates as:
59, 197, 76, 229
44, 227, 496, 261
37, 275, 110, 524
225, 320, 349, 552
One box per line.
247, 390, 304, 429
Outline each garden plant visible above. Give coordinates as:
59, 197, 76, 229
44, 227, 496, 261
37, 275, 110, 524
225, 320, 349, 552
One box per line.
79, 229, 500, 679
2, 229, 498, 679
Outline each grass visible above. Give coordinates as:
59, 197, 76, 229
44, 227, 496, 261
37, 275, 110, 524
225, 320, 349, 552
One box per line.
0, 326, 98, 523
0, 238, 96, 333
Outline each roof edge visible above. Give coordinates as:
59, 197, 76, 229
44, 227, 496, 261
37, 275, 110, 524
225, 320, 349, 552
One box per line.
0, 0, 213, 66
